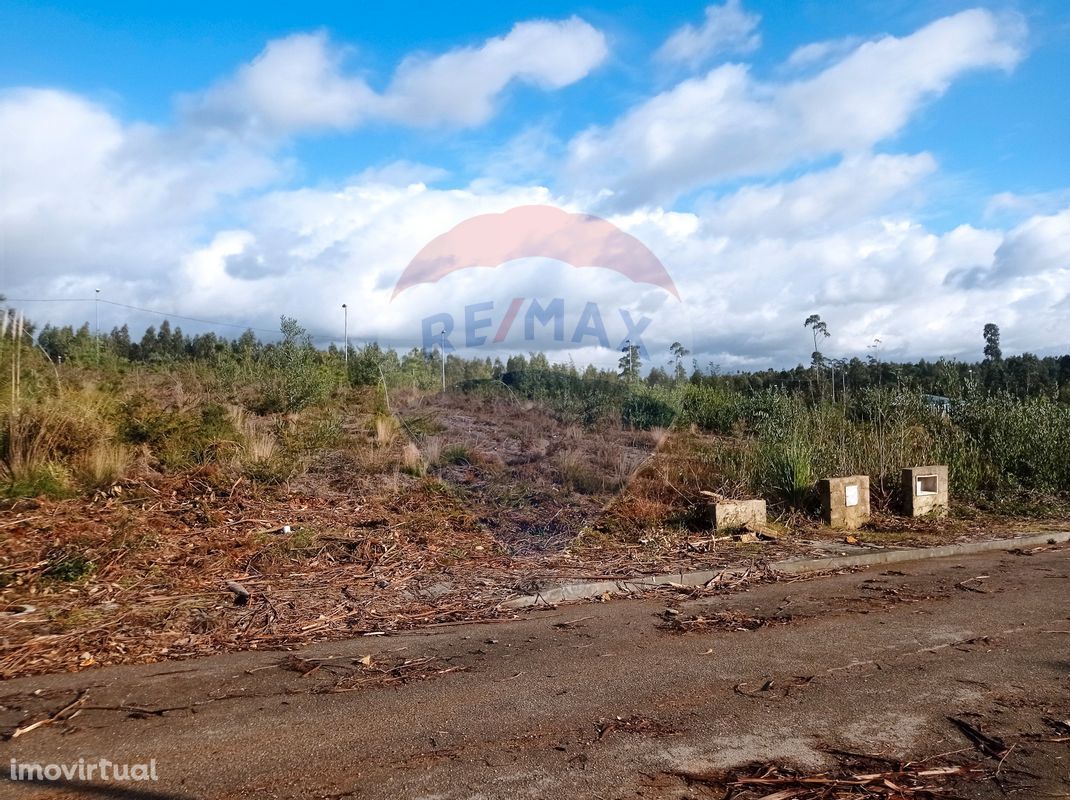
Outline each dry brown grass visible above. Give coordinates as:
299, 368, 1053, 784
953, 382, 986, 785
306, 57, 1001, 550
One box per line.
373, 414, 399, 448
228, 407, 279, 465
401, 441, 426, 475
647, 426, 671, 449
74, 442, 131, 489
421, 436, 443, 467
1, 408, 64, 483
1, 397, 110, 494
556, 449, 604, 493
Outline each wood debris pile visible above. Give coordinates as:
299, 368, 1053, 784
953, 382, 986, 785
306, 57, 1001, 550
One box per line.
672, 757, 983, 798
0, 464, 779, 679
660, 608, 791, 633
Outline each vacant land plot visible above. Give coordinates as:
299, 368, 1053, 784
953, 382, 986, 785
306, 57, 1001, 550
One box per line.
3, 380, 1066, 681
398, 391, 656, 553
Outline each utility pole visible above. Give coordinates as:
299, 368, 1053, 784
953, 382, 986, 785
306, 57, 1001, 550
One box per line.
341, 303, 348, 364
439, 330, 446, 392
95, 289, 100, 365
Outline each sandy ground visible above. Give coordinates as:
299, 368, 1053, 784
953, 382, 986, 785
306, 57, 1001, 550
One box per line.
1, 542, 1067, 799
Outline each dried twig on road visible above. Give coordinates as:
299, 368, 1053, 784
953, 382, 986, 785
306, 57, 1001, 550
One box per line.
670, 757, 980, 798
955, 575, 990, 593
661, 608, 791, 634
5, 690, 89, 740
947, 715, 1009, 759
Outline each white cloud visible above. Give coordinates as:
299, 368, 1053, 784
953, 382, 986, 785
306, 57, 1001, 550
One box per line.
184, 32, 377, 136
984, 189, 1070, 220
86, 166, 1070, 366
185, 19, 608, 136
6, 117, 1068, 365
568, 9, 1024, 209
380, 18, 608, 127
786, 37, 862, 69
0, 88, 279, 292
992, 207, 1070, 279
3, 11, 1066, 369
352, 160, 450, 187
698, 152, 937, 238
657, 0, 761, 67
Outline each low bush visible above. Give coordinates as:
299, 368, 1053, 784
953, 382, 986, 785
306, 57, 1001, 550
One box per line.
556, 449, 605, 494
441, 443, 473, 465
117, 397, 238, 470
672, 386, 1070, 506
43, 551, 94, 582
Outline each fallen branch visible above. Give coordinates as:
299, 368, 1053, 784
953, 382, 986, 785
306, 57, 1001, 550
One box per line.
948, 716, 1008, 759
225, 580, 251, 605
6, 690, 89, 740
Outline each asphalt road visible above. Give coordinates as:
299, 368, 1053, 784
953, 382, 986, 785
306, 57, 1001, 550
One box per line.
2, 543, 1068, 799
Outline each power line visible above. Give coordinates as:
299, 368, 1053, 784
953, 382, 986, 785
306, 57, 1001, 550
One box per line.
7, 297, 280, 335
4, 296, 320, 338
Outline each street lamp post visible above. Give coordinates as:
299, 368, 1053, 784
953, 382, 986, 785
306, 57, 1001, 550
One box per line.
341, 303, 348, 364
440, 330, 446, 392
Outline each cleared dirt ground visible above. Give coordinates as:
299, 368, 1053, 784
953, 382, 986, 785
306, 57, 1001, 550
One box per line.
398, 391, 656, 554
1, 544, 1068, 799
2, 392, 1067, 679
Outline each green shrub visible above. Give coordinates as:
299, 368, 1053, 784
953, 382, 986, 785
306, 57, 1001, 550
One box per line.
950, 394, 1070, 493
0, 402, 106, 497
4, 462, 72, 499
252, 317, 340, 413
441, 444, 473, 465
243, 456, 298, 484
500, 370, 624, 426
117, 396, 238, 470
43, 552, 94, 582
679, 385, 745, 433
673, 384, 1070, 506
759, 436, 816, 508
622, 388, 678, 430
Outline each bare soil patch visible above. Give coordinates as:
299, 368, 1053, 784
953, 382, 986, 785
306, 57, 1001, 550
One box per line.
397, 391, 655, 554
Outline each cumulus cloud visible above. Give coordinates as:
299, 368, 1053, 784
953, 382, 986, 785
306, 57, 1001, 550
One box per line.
6, 122, 1069, 365
185, 19, 608, 136
0, 88, 280, 293
698, 152, 937, 238
568, 9, 1024, 209
657, 0, 761, 67
55, 165, 1070, 366
183, 33, 377, 135
992, 207, 1070, 279
379, 18, 609, 126
4, 10, 1067, 368
984, 189, 1070, 221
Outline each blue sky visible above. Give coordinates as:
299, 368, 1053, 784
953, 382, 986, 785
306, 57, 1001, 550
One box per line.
2, 1, 1069, 366
5, 0, 1067, 206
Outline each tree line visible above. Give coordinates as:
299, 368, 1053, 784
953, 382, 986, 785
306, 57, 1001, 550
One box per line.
23, 313, 1070, 402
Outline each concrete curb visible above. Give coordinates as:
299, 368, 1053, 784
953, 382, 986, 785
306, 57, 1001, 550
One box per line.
500, 530, 1070, 609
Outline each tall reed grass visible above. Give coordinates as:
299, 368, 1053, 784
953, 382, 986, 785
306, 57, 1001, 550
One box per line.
676, 385, 1070, 505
